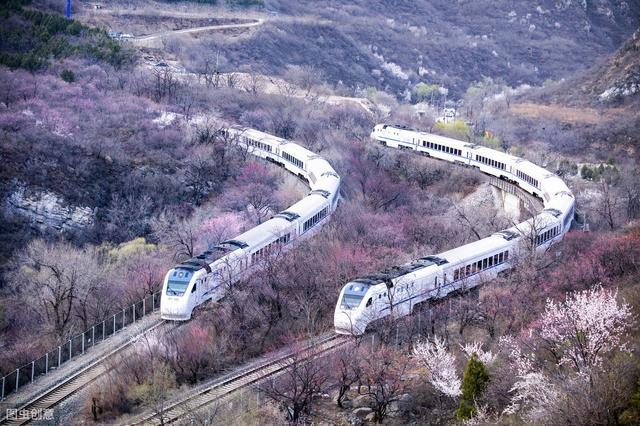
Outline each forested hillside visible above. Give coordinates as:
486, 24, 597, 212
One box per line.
201, 0, 640, 97
0, 1, 639, 424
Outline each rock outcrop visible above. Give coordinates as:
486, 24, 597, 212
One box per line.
6, 185, 94, 233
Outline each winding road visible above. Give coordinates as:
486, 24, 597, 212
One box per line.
129, 18, 264, 46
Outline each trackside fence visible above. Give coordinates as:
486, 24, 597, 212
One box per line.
0, 290, 162, 400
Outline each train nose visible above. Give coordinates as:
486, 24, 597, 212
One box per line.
161, 296, 191, 321
334, 310, 364, 335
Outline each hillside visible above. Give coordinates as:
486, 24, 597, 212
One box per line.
246, 0, 640, 98
482, 29, 640, 160
76, 0, 640, 99
526, 28, 640, 107
1, 2, 640, 425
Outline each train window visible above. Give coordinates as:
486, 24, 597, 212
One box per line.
454, 270, 459, 280
378, 294, 382, 299
192, 283, 197, 293
504, 251, 509, 261
494, 254, 499, 264
498, 252, 503, 263
488, 256, 494, 267
483, 258, 488, 269
466, 265, 471, 275
477, 260, 482, 270
471, 263, 476, 273
366, 298, 373, 308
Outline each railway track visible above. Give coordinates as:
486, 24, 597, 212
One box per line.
132, 332, 350, 425
0, 320, 170, 426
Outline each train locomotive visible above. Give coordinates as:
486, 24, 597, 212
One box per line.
334, 124, 575, 335
161, 127, 341, 320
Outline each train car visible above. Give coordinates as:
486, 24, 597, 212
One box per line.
335, 124, 575, 335
161, 127, 341, 321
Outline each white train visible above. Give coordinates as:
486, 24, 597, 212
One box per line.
161, 127, 341, 320
334, 124, 575, 335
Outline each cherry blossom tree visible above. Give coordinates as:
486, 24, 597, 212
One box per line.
460, 341, 495, 365
413, 336, 461, 398
537, 286, 633, 373
199, 212, 245, 249
503, 287, 635, 422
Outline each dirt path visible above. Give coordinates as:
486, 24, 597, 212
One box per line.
129, 19, 264, 47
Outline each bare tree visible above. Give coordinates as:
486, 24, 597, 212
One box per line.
260, 344, 330, 422
196, 56, 221, 88
332, 345, 363, 408
151, 67, 179, 102
153, 214, 199, 261
243, 71, 264, 94
596, 179, 621, 230
12, 240, 101, 340
620, 167, 640, 221
358, 345, 410, 422
225, 72, 239, 89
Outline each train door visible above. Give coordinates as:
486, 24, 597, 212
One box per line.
191, 278, 202, 304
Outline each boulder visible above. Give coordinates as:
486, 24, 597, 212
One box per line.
346, 414, 363, 426
397, 393, 414, 411
352, 395, 374, 408
340, 399, 353, 409
353, 407, 373, 419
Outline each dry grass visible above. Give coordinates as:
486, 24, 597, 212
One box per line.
509, 102, 634, 125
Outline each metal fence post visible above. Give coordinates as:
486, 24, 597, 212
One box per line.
113, 314, 116, 334
122, 308, 125, 329
132, 304, 135, 322
102, 321, 105, 341
31, 361, 34, 383
45, 353, 48, 375
15, 369, 19, 392
69, 339, 72, 361
92, 326, 95, 347
82, 332, 85, 355
143, 297, 146, 316
153, 292, 156, 311
58, 346, 61, 368
2, 375, 5, 399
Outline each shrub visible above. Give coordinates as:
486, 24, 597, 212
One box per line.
436, 120, 471, 140
60, 68, 75, 82
456, 354, 490, 420
0, 4, 134, 71
413, 82, 440, 103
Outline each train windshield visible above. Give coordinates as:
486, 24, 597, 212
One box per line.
341, 294, 364, 310
166, 280, 189, 296
166, 269, 191, 297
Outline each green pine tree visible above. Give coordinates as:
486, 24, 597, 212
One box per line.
455, 353, 490, 420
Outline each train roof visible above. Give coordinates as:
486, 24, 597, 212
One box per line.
232, 216, 293, 249
177, 245, 232, 272
353, 261, 433, 286
436, 235, 511, 266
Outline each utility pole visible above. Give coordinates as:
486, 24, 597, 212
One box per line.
66, 0, 71, 19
